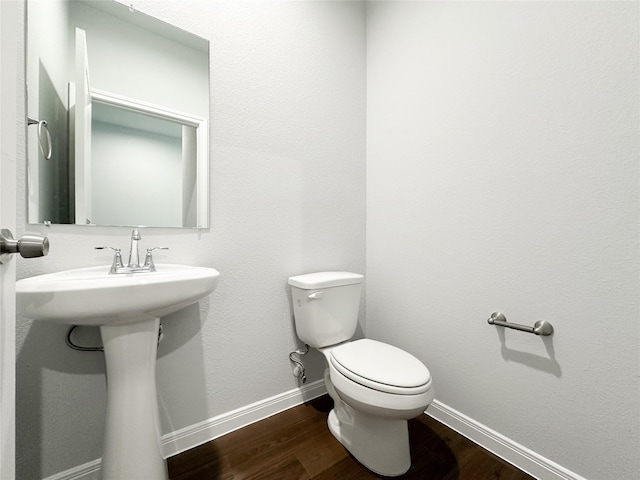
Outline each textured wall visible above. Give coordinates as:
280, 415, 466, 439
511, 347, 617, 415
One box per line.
14, 1, 639, 479
366, 2, 639, 479
91, 121, 183, 226
69, 1, 209, 117
15, 1, 366, 477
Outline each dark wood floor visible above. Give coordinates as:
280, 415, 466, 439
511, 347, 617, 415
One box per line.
168, 395, 536, 480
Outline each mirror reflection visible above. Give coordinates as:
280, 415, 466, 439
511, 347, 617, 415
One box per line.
26, 0, 210, 228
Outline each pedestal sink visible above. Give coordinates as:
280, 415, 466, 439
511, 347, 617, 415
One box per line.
16, 264, 220, 480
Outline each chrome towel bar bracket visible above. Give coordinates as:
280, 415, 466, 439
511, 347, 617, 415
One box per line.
487, 312, 554, 336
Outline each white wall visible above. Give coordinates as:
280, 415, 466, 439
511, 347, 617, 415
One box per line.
26, 0, 69, 106
366, 2, 639, 480
69, 1, 208, 118
15, 1, 366, 478
91, 121, 182, 226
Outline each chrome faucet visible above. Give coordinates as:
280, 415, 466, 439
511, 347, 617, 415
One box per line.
95, 230, 168, 274
128, 229, 142, 268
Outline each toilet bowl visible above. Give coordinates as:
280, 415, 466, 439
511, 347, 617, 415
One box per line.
288, 272, 435, 476
321, 339, 434, 476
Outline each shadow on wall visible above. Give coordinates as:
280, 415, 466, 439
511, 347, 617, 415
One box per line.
36, 60, 71, 224
156, 303, 209, 442
494, 328, 562, 378
16, 320, 107, 480
15, 303, 208, 479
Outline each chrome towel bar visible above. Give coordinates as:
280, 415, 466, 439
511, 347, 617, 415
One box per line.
27, 115, 52, 160
487, 312, 554, 336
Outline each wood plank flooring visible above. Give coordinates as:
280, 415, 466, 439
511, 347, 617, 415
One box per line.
168, 395, 536, 480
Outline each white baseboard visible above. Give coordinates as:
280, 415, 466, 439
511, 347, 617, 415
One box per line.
162, 379, 327, 458
43, 380, 327, 480
426, 400, 588, 480
45, 386, 587, 480
43, 459, 101, 480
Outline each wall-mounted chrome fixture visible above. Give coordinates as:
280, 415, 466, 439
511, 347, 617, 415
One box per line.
27, 116, 52, 160
289, 344, 310, 383
487, 312, 554, 336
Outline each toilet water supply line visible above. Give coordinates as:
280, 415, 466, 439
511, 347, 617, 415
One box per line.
65, 323, 164, 352
289, 344, 310, 383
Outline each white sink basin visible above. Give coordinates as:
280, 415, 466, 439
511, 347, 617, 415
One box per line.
16, 264, 220, 325
16, 263, 220, 480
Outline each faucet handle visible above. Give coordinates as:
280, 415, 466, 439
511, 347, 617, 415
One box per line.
143, 247, 168, 271
147, 247, 169, 252
95, 246, 124, 274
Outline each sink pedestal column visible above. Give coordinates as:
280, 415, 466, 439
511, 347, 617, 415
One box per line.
100, 317, 168, 480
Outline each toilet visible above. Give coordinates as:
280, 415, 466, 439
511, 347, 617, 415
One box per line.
288, 271, 434, 477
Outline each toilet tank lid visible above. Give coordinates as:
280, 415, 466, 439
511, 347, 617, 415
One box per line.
288, 271, 363, 289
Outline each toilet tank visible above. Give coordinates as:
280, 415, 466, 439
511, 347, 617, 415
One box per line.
288, 272, 363, 349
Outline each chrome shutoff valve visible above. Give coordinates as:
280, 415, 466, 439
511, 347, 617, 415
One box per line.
289, 344, 310, 384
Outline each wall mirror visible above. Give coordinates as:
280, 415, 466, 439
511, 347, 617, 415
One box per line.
26, 0, 210, 228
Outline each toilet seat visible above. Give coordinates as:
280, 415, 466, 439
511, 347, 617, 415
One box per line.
330, 339, 432, 395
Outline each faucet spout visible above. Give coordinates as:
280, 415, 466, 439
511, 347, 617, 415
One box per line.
128, 229, 142, 268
